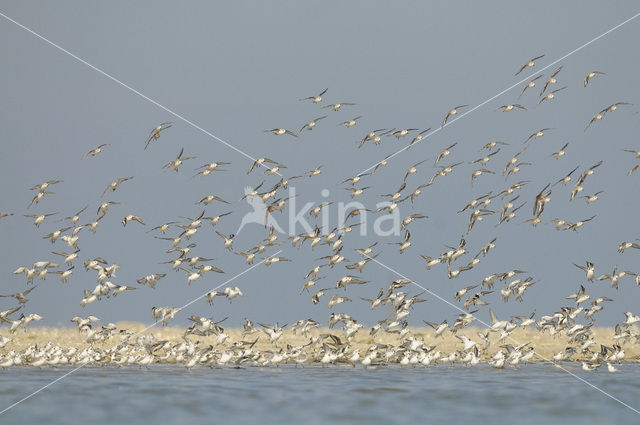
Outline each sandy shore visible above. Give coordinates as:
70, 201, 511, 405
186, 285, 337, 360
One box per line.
1, 323, 638, 364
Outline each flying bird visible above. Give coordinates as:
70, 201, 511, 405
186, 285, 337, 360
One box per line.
515, 54, 544, 75
145, 122, 172, 149
442, 105, 468, 127
264, 128, 298, 137
82, 144, 110, 159
299, 88, 328, 103
584, 71, 605, 87
518, 75, 543, 98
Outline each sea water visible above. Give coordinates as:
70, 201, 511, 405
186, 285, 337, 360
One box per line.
0, 364, 638, 424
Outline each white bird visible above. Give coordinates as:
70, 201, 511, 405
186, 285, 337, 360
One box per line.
574, 261, 595, 282
584, 71, 605, 87
145, 122, 172, 149
83, 144, 109, 159
618, 241, 640, 253
24, 212, 58, 227
103, 176, 133, 196
258, 322, 286, 344
456, 335, 476, 351
264, 128, 297, 137
623, 312, 640, 326
442, 106, 467, 127
215, 231, 235, 249
223, 286, 243, 300
122, 215, 145, 227
515, 54, 544, 75
299, 88, 328, 103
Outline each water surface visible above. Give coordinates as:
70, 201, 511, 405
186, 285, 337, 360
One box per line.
0, 364, 638, 424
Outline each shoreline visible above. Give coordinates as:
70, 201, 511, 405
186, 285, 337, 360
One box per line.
1, 324, 638, 367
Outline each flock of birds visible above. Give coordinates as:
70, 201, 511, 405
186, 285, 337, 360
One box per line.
1, 54, 640, 372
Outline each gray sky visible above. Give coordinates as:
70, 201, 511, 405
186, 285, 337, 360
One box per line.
1, 1, 639, 328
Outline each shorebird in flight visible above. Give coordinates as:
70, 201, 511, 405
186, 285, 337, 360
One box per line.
358, 128, 386, 148
567, 285, 590, 305
618, 241, 640, 253
502, 146, 527, 176
103, 176, 133, 196
147, 222, 177, 234
30, 179, 63, 192
335, 275, 369, 289
122, 215, 145, 227
322, 102, 355, 111
403, 160, 427, 182
408, 128, 431, 147
82, 144, 110, 159
164, 147, 196, 172
623, 312, 640, 326
145, 122, 172, 149
196, 195, 229, 206
551, 143, 569, 159
515, 54, 544, 75
97, 201, 120, 219
0, 286, 37, 304
339, 116, 362, 128
300, 275, 326, 294
0, 307, 22, 324
424, 319, 448, 338
603, 101, 632, 113
586, 102, 633, 131
52, 249, 80, 264
552, 165, 579, 186
567, 215, 596, 232
442, 105, 467, 127
532, 184, 551, 216
584, 71, 605, 87
258, 322, 287, 343
216, 231, 235, 250
574, 261, 595, 282
247, 158, 278, 174
518, 75, 543, 98
24, 212, 58, 227
598, 266, 636, 289
392, 128, 418, 139
496, 104, 526, 112
585, 110, 606, 131
537, 86, 567, 106
27, 191, 54, 208
627, 163, 640, 176
623, 149, 640, 159
61, 206, 88, 224
300, 116, 328, 132
471, 168, 495, 186
264, 128, 298, 137
524, 128, 550, 143
434, 143, 457, 166
151, 306, 181, 326
582, 191, 603, 204
389, 231, 412, 254
539, 66, 563, 96
193, 161, 231, 177
401, 214, 428, 229
480, 141, 509, 151
299, 88, 328, 103
137, 273, 166, 289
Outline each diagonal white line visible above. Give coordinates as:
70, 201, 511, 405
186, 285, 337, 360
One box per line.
364, 253, 640, 416
0, 10, 281, 176
357, 10, 640, 176
0, 251, 280, 416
